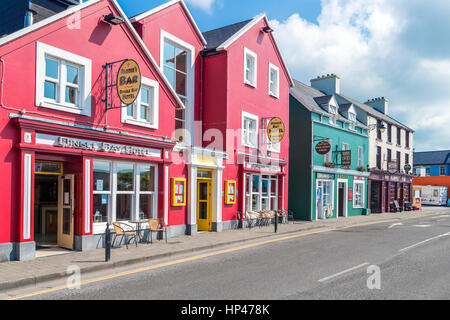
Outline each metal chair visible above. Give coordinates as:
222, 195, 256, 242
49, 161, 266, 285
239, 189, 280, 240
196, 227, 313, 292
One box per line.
112, 222, 137, 249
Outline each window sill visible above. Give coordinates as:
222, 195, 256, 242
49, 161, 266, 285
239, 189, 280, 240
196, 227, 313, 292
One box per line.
269, 92, 279, 99
123, 118, 158, 129
38, 100, 90, 116
244, 80, 257, 88
242, 143, 258, 149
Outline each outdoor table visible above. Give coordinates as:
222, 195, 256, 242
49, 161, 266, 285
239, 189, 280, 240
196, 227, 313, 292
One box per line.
129, 219, 149, 243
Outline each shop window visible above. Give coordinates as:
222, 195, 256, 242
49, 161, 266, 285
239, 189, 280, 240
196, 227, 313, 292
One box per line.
242, 111, 259, 148
36, 42, 91, 116
122, 78, 159, 129
92, 160, 158, 228
317, 180, 333, 219
268, 63, 279, 98
245, 174, 279, 212
353, 181, 365, 208
244, 47, 257, 87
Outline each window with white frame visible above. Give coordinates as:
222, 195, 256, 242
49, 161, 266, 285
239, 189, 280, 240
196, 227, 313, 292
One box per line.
92, 160, 157, 228
324, 139, 333, 163
353, 180, 365, 208
348, 112, 356, 130
122, 78, 159, 129
440, 166, 446, 176
242, 112, 258, 148
161, 31, 194, 144
268, 63, 279, 98
358, 146, 364, 168
244, 47, 257, 87
246, 173, 278, 212
329, 105, 337, 114
266, 119, 280, 153
317, 179, 334, 219
36, 42, 91, 116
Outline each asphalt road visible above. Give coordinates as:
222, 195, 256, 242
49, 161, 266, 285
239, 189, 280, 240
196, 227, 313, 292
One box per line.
4, 211, 450, 300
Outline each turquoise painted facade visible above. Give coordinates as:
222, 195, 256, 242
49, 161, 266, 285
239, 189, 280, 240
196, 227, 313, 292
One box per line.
289, 81, 370, 221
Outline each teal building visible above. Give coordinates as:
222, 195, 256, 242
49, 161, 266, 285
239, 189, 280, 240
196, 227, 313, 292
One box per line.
289, 78, 370, 221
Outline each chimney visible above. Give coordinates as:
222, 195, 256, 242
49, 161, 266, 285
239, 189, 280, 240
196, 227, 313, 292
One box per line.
310, 73, 340, 95
365, 97, 389, 115
24, 8, 37, 27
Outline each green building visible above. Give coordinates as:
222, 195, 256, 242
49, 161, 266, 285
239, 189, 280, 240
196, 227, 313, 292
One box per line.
289, 78, 369, 221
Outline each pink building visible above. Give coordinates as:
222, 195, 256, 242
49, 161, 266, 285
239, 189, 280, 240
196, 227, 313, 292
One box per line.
0, 0, 292, 261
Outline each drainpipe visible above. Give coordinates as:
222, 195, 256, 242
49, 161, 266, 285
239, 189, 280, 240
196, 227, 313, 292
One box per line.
24, 8, 37, 28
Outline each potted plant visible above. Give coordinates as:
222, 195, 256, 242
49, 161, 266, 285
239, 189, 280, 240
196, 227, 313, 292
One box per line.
357, 166, 366, 172
324, 162, 335, 168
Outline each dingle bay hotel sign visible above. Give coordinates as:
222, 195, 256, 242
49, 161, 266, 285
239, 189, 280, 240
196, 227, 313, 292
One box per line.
57, 137, 159, 157
34, 134, 160, 158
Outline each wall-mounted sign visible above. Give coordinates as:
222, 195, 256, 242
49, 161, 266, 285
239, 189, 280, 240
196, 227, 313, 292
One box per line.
35, 134, 161, 158
315, 141, 331, 155
225, 180, 237, 205
267, 117, 285, 143
388, 161, 397, 173
404, 163, 412, 173
245, 162, 281, 173
341, 150, 351, 166
117, 59, 141, 105
317, 173, 335, 180
171, 178, 186, 207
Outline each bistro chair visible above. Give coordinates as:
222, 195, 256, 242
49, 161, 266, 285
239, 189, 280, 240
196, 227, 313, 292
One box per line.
246, 212, 261, 229
148, 218, 168, 244
112, 222, 138, 249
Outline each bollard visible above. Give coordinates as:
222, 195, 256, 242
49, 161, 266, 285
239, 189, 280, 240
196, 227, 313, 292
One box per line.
274, 211, 278, 233
105, 222, 111, 262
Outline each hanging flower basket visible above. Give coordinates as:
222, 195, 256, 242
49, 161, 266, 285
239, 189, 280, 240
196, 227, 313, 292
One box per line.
324, 162, 335, 168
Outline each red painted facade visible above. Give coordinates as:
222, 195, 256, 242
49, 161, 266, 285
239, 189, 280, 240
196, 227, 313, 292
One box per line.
0, 0, 291, 261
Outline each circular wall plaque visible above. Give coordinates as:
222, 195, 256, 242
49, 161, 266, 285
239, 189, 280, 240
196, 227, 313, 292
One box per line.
267, 117, 285, 143
315, 141, 331, 155
116, 59, 141, 105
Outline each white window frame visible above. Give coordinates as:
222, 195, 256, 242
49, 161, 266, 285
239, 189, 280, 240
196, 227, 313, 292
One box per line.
324, 139, 333, 163
268, 62, 279, 98
440, 166, 446, 176
36, 41, 91, 116
121, 77, 159, 129
92, 160, 158, 234
357, 146, 364, 168
242, 111, 259, 149
246, 173, 278, 213
266, 119, 280, 153
160, 30, 195, 146
329, 105, 337, 114
316, 179, 334, 219
353, 180, 365, 208
244, 47, 257, 88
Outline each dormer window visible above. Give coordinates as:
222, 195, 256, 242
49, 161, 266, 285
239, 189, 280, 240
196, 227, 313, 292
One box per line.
329, 105, 337, 114
348, 112, 356, 122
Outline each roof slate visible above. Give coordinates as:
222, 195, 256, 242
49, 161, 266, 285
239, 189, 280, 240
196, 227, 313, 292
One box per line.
202, 19, 252, 50
413, 150, 450, 166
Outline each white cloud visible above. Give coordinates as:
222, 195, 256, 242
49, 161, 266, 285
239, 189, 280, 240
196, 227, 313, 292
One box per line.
270, 0, 450, 151
186, 0, 216, 13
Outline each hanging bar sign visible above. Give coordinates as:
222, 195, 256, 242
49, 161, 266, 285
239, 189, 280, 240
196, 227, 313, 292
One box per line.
117, 59, 141, 105
267, 117, 285, 143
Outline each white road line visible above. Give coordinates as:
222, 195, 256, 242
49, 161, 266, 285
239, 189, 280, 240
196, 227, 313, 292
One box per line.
318, 263, 369, 283
412, 225, 432, 228
399, 232, 450, 253
388, 223, 403, 229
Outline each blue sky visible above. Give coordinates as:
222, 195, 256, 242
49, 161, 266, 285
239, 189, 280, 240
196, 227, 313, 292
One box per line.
117, 0, 450, 152
118, 0, 322, 31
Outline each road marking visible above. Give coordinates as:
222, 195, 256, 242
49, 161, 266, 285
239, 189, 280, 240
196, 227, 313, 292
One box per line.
399, 232, 450, 253
318, 263, 370, 283
412, 225, 432, 228
4, 215, 444, 300
388, 223, 403, 229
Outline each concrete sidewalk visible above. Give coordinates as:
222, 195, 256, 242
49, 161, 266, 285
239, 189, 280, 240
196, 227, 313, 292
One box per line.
0, 207, 448, 292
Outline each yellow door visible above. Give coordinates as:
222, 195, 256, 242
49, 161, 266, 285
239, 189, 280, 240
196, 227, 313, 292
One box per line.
57, 175, 75, 249
197, 180, 212, 231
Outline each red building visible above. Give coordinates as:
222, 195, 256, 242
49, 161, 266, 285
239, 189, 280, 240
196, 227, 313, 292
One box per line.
0, 0, 291, 261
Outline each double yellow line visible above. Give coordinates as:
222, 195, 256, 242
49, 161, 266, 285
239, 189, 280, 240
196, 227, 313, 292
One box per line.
6, 218, 400, 300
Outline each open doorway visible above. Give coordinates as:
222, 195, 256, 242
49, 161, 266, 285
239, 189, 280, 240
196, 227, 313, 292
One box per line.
34, 174, 59, 249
